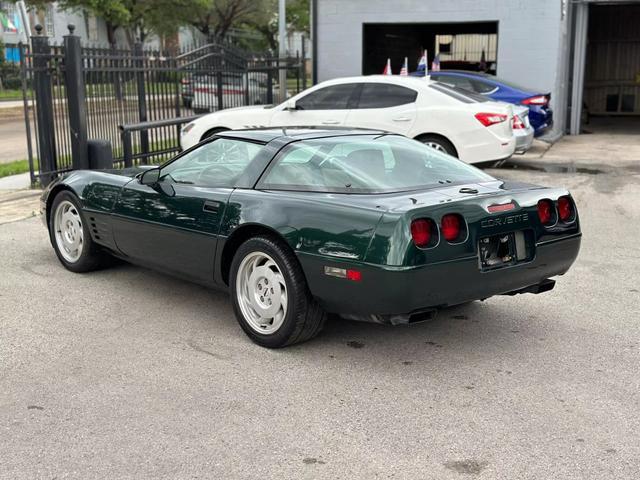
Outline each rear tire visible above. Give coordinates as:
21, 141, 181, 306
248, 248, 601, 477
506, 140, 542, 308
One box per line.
49, 191, 109, 273
229, 236, 326, 348
416, 134, 457, 157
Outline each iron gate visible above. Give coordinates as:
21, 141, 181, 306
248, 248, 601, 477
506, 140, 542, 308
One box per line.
21, 25, 306, 186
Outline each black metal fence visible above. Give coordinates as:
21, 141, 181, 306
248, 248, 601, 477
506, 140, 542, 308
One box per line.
21, 25, 306, 186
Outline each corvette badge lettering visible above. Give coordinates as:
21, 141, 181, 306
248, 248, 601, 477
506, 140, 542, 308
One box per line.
481, 213, 529, 228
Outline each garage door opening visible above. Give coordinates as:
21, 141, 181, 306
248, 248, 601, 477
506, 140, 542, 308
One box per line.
582, 3, 640, 134
362, 22, 498, 76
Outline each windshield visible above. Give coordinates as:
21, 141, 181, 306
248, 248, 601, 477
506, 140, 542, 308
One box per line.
260, 135, 494, 194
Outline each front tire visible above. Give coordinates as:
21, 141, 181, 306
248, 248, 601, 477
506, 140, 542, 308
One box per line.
49, 191, 107, 273
229, 236, 326, 348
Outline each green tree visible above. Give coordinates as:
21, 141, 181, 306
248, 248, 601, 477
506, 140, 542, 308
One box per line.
188, 0, 260, 38
27, 0, 199, 45
244, 0, 309, 52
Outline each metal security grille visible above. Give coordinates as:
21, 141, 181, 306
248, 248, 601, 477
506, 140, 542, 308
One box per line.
20, 26, 306, 186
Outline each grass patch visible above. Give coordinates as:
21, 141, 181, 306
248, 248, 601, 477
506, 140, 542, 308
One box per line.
0, 89, 24, 101
0, 159, 31, 178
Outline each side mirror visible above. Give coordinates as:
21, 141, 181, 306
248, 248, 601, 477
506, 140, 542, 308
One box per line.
139, 167, 160, 185
284, 99, 297, 111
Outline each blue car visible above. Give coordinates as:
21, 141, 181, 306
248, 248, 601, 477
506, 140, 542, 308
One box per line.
415, 70, 553, 137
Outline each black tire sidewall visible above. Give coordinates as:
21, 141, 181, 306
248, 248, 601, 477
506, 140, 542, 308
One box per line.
229, 237, 307, 348
49, 191, 100, 273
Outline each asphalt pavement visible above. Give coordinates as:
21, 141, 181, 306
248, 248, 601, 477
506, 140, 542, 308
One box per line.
1, 166, 639, 479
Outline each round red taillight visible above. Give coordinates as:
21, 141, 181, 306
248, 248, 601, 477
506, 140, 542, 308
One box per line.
558, 196, 573, 222
537, 199, 554, 225
441, 214, 462, 242
411, 219, 432, 248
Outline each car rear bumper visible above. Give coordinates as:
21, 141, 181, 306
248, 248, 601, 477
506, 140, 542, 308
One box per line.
299, 233, 581, 324
459, 135, 516, 164
531, 107, 553, 137
514, 127, 534, 153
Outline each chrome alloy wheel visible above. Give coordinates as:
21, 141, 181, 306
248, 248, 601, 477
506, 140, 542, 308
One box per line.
423, 141, 447, 153
53, 200, 84, 263
235, 252, 288, 334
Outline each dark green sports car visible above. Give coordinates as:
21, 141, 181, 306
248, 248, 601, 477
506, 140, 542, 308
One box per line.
41, 128, 581, 347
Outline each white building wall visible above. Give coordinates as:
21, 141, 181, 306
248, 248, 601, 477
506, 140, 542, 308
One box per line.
316, 0, 569, 136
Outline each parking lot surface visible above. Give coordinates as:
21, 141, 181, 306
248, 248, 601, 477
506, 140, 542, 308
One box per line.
1, 167, 639, 479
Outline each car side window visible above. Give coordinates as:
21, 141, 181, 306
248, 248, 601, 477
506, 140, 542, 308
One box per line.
355, 83, 418, 108
295, 84, 358, 110
160, 138, 262, 188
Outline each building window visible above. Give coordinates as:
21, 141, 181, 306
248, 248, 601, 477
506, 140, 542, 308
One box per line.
84, 12, 98, 41
44, 4, 55, 36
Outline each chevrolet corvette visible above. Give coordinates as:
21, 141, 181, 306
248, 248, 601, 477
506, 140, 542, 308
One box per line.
41, 128, 581, 347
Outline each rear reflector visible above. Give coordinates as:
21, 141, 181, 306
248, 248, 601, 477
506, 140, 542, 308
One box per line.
441, 214, 463, 242
522, 95, 548, 106
410, 219, 432, 247
557, 196, 573, 222
324, 266, 362, 281
475, 112, 508, 127
537, 199, 554, 225
346, 270, 362, 282
512, 115, 525, 130
488, 203, 516, 213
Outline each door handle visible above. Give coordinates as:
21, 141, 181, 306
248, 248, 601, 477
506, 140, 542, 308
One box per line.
392, 116, 412, 122
321, 120, 340, 125
203, 200, 222, 213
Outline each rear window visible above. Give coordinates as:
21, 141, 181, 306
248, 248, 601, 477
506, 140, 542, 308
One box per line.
260, 135, 493, 194
356, 83, 418, 108
430, 83, 489, 103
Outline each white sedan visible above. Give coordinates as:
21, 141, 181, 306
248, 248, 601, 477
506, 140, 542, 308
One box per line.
181, 75, 516, 164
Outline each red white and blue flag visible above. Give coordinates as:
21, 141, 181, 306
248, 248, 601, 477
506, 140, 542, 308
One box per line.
416, 50, 428, 76
382, 58, 393, 75
431, 54, 440, 72
399, 57, 408, 76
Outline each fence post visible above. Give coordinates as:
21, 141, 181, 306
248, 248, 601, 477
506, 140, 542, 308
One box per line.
19, 42, 35, 185
121, 128, 133, 168
266, 68, 273, 105
216, 71, 224, 111
31, 25, 57, 186
295, 51, 300, 93
134, 42, 149, 158
63, 25, 89, 170
244, 70, 250, 106
301, 37, 307, 90
112, 44, 123, 102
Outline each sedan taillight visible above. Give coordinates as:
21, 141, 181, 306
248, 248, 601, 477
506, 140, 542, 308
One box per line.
475, 112, 508, 127
512, 115, 525, 130
522, 95, 548, 106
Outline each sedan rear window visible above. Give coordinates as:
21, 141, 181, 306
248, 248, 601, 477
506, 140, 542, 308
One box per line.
260, 135, 493, 194
430, 82, 489, 103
